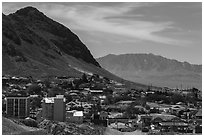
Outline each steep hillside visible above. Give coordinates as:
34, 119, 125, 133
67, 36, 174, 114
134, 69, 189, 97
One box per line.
97, 54, 202, 89
2, 6, 148, 89
3, 7, 100, 67
2, 6, 101, 77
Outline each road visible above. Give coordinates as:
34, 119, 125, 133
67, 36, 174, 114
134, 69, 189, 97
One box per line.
104, 127, 147, 135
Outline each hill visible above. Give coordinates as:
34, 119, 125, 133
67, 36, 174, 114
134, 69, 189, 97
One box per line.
97, 53, 202, 89
2, 117, 27, 135
2, 6, 147, 90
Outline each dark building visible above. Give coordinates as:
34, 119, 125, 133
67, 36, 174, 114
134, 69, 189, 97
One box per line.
6, 95, 30, 118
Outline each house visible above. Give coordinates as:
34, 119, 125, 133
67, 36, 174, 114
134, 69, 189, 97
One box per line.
159, 122, 189, 133
105, 105, 121, 112
66, 100, 93, 110
108, 112, 123, 119
66, 110, 83, 123
195, 124, 202, 134
138, 114, 152, 128
66, 101, 77, 110
134, 105, 146, 111
116, 101, 134, 108
100, 111, 108, 120
89, 89, 103, 95
36, 108, 43, 122
115, 100, 134, 110
195, 109, 202, 119
110, 122, 132, 132
69, 92, 79, 100
81, 89, 90, 96
138, 113, 183, 129
151, 113, 182, 124
170, 105, 186, 115
113, 87, 127, 95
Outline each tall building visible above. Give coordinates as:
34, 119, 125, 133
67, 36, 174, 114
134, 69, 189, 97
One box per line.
42, 97, 54, 120
54, 95, 66, 122
6, 95, 30, 118
42, 95, 66, 122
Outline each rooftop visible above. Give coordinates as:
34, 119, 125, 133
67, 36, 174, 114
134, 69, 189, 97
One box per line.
73, 111, 83, 117
44, 98, 54, 103
67, 110, 83, 117
159, 122, 188, 126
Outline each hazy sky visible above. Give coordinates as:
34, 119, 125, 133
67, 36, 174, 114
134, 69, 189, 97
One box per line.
2, 2, 202, 64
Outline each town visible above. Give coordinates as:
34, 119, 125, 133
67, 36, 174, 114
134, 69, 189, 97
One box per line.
2, 73, 202, 135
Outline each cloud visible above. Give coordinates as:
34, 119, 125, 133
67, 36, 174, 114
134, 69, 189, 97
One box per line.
38, 3, 188, 46
2, 2, 189, 46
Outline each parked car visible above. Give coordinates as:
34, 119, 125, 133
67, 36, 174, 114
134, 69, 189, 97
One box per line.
142, 127, 149, 132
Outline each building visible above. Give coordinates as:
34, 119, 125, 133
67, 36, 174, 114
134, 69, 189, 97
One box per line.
159, 122, 190, 133
41, 95, 66, 122
138, 113, 183, 129
54, 95, 66, 122
42, 97, 54, 120
110, 122, 132, 132
66, 110, 83, 123
5, 95, 30, 118
195, 109, 202, 119
100, 111, 108, 120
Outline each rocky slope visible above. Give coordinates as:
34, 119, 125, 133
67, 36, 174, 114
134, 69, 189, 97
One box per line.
2, 6, 101, 77
97, 54, 202, 89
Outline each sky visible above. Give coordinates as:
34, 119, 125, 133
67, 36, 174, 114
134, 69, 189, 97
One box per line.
2, 2, 202, 64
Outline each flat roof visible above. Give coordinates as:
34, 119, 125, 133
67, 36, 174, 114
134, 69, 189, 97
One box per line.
6, 95, 29, 98
73, 111, 83, 117
116, 100, 134, 104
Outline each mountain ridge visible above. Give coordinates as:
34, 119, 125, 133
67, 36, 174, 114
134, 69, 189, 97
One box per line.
98, 53, 202, 66
97, 53, 202, 89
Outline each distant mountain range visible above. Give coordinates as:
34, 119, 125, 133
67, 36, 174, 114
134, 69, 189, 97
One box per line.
2, 6, 147, 89
97, 53, 202, 89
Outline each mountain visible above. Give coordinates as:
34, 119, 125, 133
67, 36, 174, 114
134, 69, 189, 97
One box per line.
2, 6, 147, 89
97, 53, 202, 89
3, 6, 100, 66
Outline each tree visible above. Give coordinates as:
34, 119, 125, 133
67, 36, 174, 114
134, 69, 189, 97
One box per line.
44, 79, 51, 88
82, 73, 88, 83
170, 93, 184, 104
27, 84, 42, 95
104, 94, 113, 105
124, 104, 143, 118
64, 93, 73, 102
48, 87, 64, 97
85, 94, 93, 102
30, 97, 42, 109
192, 87, 199, 99
103, 77, 110, 83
